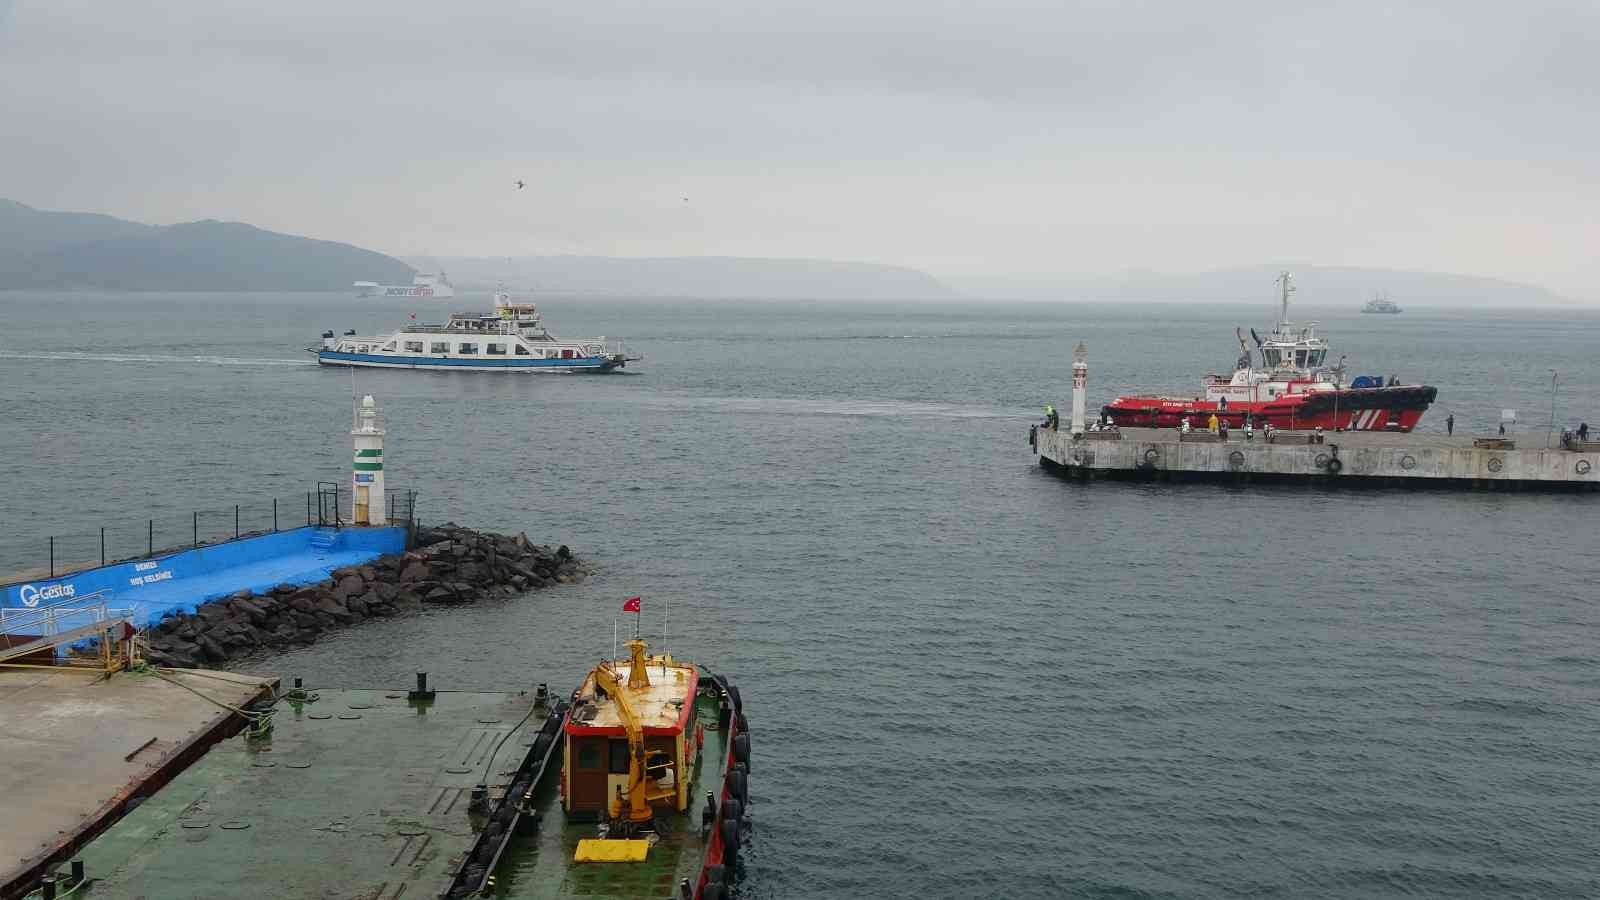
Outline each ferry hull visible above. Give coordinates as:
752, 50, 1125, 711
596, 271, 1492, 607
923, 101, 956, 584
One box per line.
1104, 385, 1437, 432
316, 350, 624, 372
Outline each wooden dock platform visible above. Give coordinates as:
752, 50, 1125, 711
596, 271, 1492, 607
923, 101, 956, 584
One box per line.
1032, 426, 1600, 490
0, 666, 276, 898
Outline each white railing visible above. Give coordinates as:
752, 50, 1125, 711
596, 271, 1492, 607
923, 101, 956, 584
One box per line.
0, 592, 129, 639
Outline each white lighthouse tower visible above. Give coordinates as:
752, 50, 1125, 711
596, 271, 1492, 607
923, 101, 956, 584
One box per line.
1070, 342, 1088, 437
351, 395, 386, 525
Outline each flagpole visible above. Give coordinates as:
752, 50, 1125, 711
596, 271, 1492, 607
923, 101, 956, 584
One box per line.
662, 595, 668, 676
612, 617, 617, 663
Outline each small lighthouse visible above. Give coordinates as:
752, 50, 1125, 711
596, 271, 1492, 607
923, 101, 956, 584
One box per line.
1070, 342, 1088, 437
351, 395, 386, 525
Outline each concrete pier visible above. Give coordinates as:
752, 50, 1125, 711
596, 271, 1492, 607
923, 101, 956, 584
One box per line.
0, 667, 276, 898
1033, 426, 1600, 490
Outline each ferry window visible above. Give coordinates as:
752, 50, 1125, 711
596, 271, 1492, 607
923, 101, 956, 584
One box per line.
609, 739, 630, 774
576, 739, 602, 771
1263, 350, 1279, 365
357, 344, 368, 353
457, 342, 478, 355
562, 349, 575, 359
430, 342, 448, 354
515, 345, 530, 356
1295, 350, 1307, 367
382, 341, 396, 351
486, 343, 506, 355
404, 341, 424, 352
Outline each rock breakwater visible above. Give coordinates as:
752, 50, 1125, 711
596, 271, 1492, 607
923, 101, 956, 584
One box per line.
142, 525, 587, 669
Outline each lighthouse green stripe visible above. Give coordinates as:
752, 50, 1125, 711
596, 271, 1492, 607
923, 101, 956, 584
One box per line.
353, 462, 383, 471
355, 449, 383, 458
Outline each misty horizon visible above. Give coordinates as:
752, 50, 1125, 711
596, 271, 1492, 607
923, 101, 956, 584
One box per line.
1, 2, 1596, 301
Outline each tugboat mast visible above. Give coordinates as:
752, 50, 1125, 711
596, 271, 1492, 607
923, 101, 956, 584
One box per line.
1276, 270, 1294, 323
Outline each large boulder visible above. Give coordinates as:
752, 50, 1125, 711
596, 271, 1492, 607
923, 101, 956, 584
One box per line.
332, 575, 365, 601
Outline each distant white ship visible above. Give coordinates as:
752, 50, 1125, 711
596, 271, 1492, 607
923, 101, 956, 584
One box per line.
353, 271, 455, 299
1361, 293, 1401, 314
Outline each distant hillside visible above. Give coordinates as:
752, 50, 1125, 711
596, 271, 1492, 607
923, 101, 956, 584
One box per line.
950, 265, 1576, 307
419, 255, 957, 300
0, 199, 414, 291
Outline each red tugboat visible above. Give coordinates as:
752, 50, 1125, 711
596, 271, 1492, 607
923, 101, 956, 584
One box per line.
1102, 272, 1437, 432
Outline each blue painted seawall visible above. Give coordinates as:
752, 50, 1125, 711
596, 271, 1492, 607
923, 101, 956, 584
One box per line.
1, 526, 408, 625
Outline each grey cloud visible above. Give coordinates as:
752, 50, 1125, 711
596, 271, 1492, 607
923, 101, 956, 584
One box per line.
1, 0, 1597, 297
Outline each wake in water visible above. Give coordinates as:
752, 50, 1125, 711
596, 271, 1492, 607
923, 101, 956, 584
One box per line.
646, 394, 1033, 420
0, 351, 315, 367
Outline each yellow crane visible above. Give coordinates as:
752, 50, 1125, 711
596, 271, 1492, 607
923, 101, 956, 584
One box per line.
590, 638, 675, 832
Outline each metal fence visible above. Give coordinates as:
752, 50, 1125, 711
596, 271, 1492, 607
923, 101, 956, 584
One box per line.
6, 486, 418, 585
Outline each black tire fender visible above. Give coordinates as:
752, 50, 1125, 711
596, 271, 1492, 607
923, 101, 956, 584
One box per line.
1326, 457, 1343, 474
720, 818, 739, 854
725, 684, 742, 714
1143, 448, 1160, 463
733, 733, 750, 769
721, 797, 742, 824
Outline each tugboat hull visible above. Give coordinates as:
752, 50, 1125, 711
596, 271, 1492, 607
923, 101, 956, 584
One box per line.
1104, 385, 1437, 432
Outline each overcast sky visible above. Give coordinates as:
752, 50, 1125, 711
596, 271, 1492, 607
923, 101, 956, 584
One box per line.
2, 1, 1596, 297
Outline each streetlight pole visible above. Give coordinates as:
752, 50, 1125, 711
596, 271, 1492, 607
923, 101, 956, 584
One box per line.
1546, 370, 1558, 449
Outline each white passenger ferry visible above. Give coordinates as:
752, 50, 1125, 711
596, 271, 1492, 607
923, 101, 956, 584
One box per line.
316, 293, 635, 372
353, 272, 456, 299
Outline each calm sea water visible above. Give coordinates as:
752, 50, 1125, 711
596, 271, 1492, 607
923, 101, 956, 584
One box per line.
2, 292, 1598, 898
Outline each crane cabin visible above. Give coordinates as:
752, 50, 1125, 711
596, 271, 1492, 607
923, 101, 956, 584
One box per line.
563, 640, 702, 824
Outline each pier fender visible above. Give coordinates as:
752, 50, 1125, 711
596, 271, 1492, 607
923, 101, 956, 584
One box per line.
728, 768, 749, 807
1228, 450, 1246, 471
726, 684, 742, 715
1142, 447, 1160, 468
721, 818, 740, 856
733, 733, 751, 769
1325, 457, 1343, 474
1579, 460, 1592, 475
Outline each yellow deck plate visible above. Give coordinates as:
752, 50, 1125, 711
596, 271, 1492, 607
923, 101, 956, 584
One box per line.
574, 838, 651, 863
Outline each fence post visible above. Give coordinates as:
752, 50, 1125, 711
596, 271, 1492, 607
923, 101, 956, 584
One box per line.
49, 536, 55, 578
273, 498, 278, 532
193, 511, 199, 549
307, 492, 312, 527
100, 527, 106, 567
148, 519, 154, 557
235, 505, 240, 540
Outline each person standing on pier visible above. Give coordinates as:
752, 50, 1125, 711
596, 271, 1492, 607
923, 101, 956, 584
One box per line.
1446, 413, 1455, 436
1579, 422, 1590, 441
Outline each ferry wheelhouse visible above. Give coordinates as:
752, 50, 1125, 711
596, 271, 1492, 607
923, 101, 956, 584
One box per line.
1103, 273, 1436, 432
316, 293, 634, 372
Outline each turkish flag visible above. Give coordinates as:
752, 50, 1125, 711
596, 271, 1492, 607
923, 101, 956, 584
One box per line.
622, 596, 641, 613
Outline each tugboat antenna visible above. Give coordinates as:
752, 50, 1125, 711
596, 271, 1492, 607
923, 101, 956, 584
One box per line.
1277, 271, 1294, 323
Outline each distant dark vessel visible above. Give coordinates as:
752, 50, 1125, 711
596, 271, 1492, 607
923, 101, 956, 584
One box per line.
1361, 293, 1401, 314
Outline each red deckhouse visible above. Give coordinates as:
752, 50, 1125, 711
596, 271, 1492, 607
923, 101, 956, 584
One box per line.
1102, 272, 1437, 432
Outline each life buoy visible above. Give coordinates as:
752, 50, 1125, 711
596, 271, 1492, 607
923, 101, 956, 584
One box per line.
1143, 448, 1160, 464
1578, 460, 1593, 475
1325, 457, 1343, 474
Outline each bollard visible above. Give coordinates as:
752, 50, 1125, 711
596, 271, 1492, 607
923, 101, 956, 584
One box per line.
408, 671, 436, 702
70, 860, 85, 885
680, 878, 693, 899
469, 783, 489, 813
40, 873, 57, 900
287, 676, 307, 701
533, 683, 550, 707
